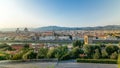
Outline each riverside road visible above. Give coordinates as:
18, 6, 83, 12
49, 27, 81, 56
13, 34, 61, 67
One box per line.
0, 61, 117, 68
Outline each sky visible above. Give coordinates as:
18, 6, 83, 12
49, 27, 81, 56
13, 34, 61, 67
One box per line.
0, 0, 120, 28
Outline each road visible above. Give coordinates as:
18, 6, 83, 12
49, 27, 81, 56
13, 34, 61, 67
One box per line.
0, 62, 117, 68
56, 63, 117, 68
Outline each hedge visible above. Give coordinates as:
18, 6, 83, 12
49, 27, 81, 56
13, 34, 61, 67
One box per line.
76, 59, 117, 64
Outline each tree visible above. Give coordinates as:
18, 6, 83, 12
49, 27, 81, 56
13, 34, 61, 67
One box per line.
11, 49, 30, 60
0, 53, 7, 60
12, 52, 23, 60
110, 52, 118, 59
73, 40, 83, 48
0, 43, 9, 48
24, 44, 29, 49
93, 49, 100, 59
70, 47, 84, 59
0, 43, 13, 51
101, 49, 108, 58
47, 48, 55, 58
60, 52, 71, 60
37, 47, 48, 59
84, 44, 101, 58
54, 46, 68, 60
105, 45, 119, 56
22, 50, 37, 60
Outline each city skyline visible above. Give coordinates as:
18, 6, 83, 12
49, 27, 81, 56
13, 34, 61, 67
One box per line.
0, 0, 120, 28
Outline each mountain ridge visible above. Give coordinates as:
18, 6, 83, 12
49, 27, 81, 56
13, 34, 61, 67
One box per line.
35, 25, 120, 31
1, 25, 120, 31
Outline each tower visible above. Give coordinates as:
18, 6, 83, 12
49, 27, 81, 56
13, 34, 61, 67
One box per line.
24, 27, 29, 33
16, 28, 20, 34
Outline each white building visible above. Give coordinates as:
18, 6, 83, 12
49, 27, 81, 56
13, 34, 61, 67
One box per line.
58, 36, 70, 40
39, 36, 56, 40
72, 36, 83, 40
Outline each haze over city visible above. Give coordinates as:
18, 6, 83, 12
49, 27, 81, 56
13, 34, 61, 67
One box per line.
0, 0, 120, 28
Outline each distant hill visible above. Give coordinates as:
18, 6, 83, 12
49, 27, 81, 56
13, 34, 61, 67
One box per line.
1, 25, 120, 32
35, 26, 77, 31
35, 25, 120, 31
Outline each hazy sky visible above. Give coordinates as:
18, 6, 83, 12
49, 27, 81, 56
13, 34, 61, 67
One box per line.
0, 0, 120, 28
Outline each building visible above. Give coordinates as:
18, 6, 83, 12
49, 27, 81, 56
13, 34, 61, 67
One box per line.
39, 36, 56, 40
58, 36, 71, 40
41, 31, 55, 36
84, 35, 120, 44
16, 28, 20, 34
84, 35, 97, 44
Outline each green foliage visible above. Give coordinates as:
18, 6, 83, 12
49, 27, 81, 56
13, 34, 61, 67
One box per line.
118, 54, 120, 65
73, 40, 83, 48
93, 49, 100, 59
24, 44, 29, 48
0, 43, 13, 51
22, 44, 30, 50
28, 51, 37, 59
0, 43, 9, 48
22, 50, 37, 60
11, 49, 30, 60
110, 52, 118, 59
76, 59, 117, 64
0, 55, 6, 60
47, 46, 71, 60
0, 53, 7, 60
54, 46, 68, 60
70, 47, 84, 59
47, 48, 55, 58
11, 52, 23, 60
105, 45, 119, 56
60, 53, 71, 60
0, 42, 119, 62
84, 44, 101, 58
37, 47, 48, 59
101, 49, 108, 58
0, 51, 11, 60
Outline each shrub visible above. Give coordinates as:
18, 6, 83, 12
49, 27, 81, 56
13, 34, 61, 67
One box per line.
93, 49, 100, 59
70, 47, 84, 59
22, 50, 37, 60
105, 45, 119, 56
37, 47, 48, 59
11, 49, 30, 60
76, 59, 117, 64
83, 44, 101, 58
0, 54, 6, 60
47, 48, 55, 58
60, 53, 71, 60
73, 40, 83, 48
11, 53, 23, 60
101, 49, 108, 58
54, 46, 68, 60
110, 52, 118, 59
